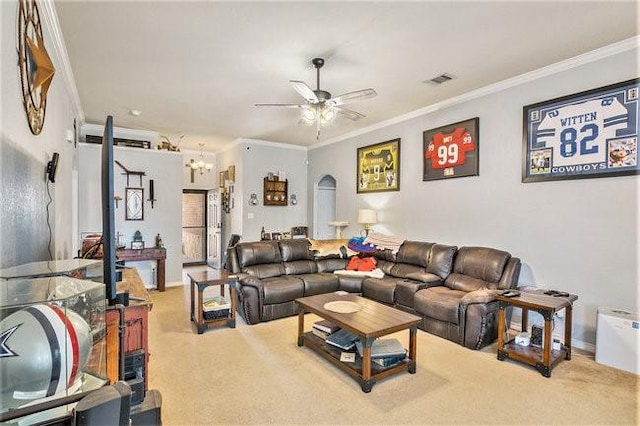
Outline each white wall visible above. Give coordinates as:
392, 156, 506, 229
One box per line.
78, 143, 183, 286
308, 48, 639, 348
1, 0, 79, 267
239, 139, 308, 242
216, 139, 309, 249
182, 149, 217, 190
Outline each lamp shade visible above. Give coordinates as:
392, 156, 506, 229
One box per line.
357, 209, 377, 225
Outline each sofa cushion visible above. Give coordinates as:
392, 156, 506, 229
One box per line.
404, 271, 441, 284
279, 239, 314, 262
261, 276, 305, 304
316, 258, 348, 272
426, 244, 457, 279
445, 273, 488, 292
396, 241, 434, 267
452, 246, 510, 283
284, 260, 318, 275
389, 263, 425, 279
243, 263, 285, 279
361, 277, 398, 304
298, 273, 340, 296
237, 241, 282, 267
414, 286, 466, 324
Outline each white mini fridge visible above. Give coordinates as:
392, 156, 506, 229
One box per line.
595, 307, 639, 374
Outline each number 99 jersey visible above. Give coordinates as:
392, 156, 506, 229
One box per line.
425, 127, 476, 169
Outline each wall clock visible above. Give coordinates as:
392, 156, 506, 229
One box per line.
126, 187, 144, 221
17, 0, 56, 135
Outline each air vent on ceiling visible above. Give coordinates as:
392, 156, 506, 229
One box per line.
424, 73, 456, 85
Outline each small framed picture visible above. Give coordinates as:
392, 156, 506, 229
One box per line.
126, 187, 144, 220
131, 240, 145, 250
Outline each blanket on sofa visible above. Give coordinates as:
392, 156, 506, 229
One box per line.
309, 239, 356, 258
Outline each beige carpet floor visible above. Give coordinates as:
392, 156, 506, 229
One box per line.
147, 286, 638, 425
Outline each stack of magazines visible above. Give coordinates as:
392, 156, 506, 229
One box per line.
325, 328, 360, 350
355, 338, 407, 367
312, 320, 340, 340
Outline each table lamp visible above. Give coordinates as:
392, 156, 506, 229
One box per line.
357, 209, 377, 237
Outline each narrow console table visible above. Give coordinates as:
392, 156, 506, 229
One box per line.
496, 289, 578, 377
117, 248, 166, 291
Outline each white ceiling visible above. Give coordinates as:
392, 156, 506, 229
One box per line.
54, 1, 638, 152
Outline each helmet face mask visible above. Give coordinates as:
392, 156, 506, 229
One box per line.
0, 304, 92, 401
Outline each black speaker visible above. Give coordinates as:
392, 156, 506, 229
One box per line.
531, 325, 543, 347
125, 350, 146, 405
124, 350, 145, 381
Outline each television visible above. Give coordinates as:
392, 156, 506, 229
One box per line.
101, 116, 117, 304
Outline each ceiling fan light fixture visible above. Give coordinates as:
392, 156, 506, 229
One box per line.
301, 107, 316, 123
320, 106, 336, 123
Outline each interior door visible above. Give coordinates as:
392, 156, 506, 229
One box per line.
182, 190, 207, 265
207, 189, 222, 268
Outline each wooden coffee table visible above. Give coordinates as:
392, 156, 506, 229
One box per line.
296, 293, 421, 393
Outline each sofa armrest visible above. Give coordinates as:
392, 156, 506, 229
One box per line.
237, 273, 264, 290
498, 257, 521, 290
460, 288, 501, 305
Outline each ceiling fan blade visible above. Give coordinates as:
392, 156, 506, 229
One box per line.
290, 80, 319, 104
336, 106, 365, 121
254, 103, 303, 108
328, 88, 377, 107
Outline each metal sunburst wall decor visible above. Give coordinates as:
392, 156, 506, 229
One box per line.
17, 0, 56, 135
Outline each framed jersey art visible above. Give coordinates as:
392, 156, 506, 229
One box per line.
357, 138, 400, 193
423, 117, 479, 181
523, 79, 639, 182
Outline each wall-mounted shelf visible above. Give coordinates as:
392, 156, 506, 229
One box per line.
263, 177, 288, 206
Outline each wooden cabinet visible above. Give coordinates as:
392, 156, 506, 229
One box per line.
263, 177, 288, 206
106, 268, 152, 390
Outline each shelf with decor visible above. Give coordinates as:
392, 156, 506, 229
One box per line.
263, 177, 288, 206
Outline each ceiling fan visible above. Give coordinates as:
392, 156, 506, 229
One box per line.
255, 58, 377, 139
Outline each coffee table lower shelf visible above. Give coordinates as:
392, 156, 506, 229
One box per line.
298, 331, 415, 393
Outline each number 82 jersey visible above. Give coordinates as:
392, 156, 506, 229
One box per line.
534, 97, 629, 167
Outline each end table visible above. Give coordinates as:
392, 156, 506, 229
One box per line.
496, 289, 578, 377
187, 270, 237, 334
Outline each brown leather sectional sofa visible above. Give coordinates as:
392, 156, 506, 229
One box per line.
227, 238, 521, 349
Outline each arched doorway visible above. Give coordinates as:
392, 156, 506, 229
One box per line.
313, 175, 336, 239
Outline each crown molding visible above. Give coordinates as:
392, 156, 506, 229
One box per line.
38, 0, 84, 123
311, 36, 640, 151
219, 137, 308, 154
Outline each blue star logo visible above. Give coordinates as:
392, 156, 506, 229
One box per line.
0, 325, 19, 358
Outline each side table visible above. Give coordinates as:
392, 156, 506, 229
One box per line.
187, 270, 237, 334
496, 289, 578, 377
